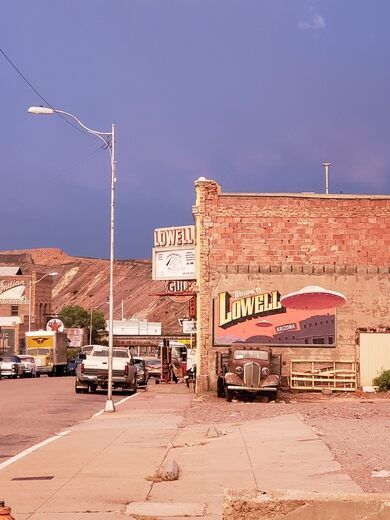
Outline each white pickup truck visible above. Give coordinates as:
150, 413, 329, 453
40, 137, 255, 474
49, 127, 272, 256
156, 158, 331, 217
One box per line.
75, 345, 137, 394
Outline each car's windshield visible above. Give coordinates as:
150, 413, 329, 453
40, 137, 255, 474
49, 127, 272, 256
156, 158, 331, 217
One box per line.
2, 356, 21, 362
146, 359, 160, 366
233, 350, 269, 360
20, 356, 35, 363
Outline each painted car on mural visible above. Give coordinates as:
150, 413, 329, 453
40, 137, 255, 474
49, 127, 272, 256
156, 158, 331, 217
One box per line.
216, 345, 281, 402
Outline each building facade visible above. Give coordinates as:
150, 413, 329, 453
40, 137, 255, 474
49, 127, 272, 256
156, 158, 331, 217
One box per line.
0, 267, 55, 354
193, 179, 390, 393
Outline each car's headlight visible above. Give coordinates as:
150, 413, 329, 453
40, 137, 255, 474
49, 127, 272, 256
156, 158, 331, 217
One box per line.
138, 369, 144, 375
235, 366, 243, 375
262, 367, 270, 376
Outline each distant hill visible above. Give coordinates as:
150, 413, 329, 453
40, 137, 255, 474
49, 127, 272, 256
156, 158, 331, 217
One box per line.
0, 248, 189, 334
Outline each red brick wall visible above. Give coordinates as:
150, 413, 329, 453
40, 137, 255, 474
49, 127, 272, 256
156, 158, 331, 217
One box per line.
208, 193, 390, 267
194, 179, 390, 392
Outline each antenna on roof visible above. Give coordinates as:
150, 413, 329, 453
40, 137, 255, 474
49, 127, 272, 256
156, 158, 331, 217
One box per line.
322, 162, 331, 194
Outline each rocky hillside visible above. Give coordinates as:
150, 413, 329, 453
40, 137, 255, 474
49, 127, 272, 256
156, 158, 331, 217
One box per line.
0, 248, 189, 334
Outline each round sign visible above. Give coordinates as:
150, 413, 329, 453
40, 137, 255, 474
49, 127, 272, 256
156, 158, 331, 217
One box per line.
165, 280, 195, 303
46, 318, 65, 332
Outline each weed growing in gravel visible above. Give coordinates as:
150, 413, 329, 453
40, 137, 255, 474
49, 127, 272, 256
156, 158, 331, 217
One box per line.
373, 370, 390, 391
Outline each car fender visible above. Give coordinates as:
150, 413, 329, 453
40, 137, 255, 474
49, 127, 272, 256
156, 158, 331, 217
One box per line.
261, 374, 280, 387
225, 372, 243, 386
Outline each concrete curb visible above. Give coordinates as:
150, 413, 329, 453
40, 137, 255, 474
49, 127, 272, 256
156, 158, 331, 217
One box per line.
223, 489, 390, 519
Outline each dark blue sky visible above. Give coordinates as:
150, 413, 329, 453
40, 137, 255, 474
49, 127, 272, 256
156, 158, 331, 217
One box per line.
1, 1, 389, 259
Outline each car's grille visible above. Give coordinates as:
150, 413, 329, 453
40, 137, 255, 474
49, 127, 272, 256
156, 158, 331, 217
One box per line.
243, 362, 261, 388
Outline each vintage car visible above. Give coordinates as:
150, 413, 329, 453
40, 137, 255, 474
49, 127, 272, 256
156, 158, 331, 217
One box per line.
216, 345, 281, 402
18, 355, 37, 377
0, 355, 26, 379
133, 356, 149, 387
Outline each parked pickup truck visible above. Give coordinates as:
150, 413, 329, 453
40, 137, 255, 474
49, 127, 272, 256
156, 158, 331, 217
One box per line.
75, 345, 137, 394
216, 345, 281, 402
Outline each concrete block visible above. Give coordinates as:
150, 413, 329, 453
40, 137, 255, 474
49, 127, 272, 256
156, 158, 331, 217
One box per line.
158, 459, 179, 481
223, 489, 390, 520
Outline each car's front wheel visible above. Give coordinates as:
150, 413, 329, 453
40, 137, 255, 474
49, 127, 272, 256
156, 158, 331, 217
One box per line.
217, 377, 225, 398
226, 388, 233, 402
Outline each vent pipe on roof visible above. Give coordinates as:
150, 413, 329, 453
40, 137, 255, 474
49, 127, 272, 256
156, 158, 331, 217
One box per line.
323, 162, 331, 194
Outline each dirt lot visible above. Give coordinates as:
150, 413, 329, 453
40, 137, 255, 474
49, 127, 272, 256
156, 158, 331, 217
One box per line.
183, 390, 390, 493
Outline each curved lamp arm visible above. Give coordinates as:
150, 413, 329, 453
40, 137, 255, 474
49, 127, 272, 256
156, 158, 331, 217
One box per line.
28, 106, 112, 152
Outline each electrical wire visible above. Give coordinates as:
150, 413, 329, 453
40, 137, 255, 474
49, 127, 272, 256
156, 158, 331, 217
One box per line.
52, 144, 106, 177
0, 46, 86, 136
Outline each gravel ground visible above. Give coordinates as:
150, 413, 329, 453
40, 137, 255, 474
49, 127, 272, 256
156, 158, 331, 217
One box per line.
183, 390, 390, 493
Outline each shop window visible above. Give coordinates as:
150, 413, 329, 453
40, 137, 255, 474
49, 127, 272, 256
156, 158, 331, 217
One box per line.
313, 338, 325, 344
11, 305, 19, 316
328, 337, 334, 344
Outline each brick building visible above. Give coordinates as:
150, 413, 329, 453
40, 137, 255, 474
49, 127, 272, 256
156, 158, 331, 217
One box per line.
192, 178, 390, 393
0, 267, 55, 354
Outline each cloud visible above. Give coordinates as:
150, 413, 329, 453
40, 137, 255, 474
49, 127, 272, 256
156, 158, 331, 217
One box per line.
298, 12, 326, 31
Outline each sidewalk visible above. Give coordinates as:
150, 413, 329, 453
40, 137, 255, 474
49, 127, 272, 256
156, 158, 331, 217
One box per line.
0, 383, 362, 519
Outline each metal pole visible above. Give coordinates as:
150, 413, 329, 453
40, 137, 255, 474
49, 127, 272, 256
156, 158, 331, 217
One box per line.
105, 123, 116, 413
28, 278, 32, 332
323, 162, 331, 195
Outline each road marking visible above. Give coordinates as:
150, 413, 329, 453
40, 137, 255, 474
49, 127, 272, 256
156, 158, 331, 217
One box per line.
93, 391, 140, 417
0, 430, 70, 472
0, 391, 141, 471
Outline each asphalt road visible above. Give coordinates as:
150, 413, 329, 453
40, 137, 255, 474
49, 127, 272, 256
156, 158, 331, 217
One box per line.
0, 375, 136, 464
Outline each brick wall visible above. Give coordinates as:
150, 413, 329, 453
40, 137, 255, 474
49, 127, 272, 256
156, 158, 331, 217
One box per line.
194, 179, 390, 392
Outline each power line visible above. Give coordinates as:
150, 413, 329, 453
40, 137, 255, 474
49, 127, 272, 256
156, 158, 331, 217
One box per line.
52, 144, 105, 177
0, 46, 86, 136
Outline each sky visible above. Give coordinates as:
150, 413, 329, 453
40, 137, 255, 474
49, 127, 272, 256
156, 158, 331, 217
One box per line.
1, 1, 390, 260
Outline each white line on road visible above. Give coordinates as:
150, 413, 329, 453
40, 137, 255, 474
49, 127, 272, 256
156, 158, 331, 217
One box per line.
0, 391, 142, 472
0, 430, 70, 472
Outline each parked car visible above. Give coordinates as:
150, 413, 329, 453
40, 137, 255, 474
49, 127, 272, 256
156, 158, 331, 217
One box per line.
75, 346, 137, 394
67, 357, 84, 376
143, 357, 161, 383
0, 355, 25, 379
133, 356, 149, 387
18, 355, 37, 377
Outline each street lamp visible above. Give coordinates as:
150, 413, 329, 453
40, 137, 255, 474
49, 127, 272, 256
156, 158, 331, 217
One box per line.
28, 105, 117, 413
28, 272, 58, 332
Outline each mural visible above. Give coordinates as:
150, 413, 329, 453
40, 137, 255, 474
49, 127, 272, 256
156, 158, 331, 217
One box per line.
213, 286, 346, 347
0, 279, 27, 304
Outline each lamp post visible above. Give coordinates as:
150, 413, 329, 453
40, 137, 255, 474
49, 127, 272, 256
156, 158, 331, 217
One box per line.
28, 272, 58, 332
28, 106, 117, 413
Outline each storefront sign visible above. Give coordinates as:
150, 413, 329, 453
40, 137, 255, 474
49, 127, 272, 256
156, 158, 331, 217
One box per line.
0, 328, 15, 354
214, 287, 338, 347
0, 279, 27, 304
66, 327, 86, 348
165, 280, 195, 303
154, 226, 195, 248
153, 248, 196, 281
